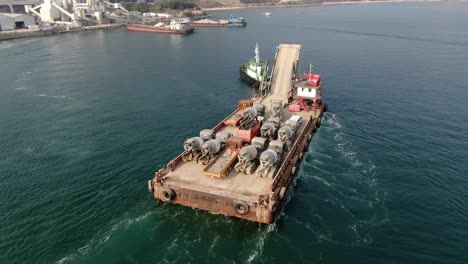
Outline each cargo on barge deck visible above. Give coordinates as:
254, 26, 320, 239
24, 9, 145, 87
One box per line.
148, 44, 326, 224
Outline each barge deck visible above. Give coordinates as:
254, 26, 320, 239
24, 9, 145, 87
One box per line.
148, 44, 325, 224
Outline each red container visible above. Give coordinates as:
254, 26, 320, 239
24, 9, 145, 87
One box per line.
237, 121, 261, 142
224, 113, 242, 126
288, 104, 301, 112
306, 74, 321, 80
309, 79, 320, 86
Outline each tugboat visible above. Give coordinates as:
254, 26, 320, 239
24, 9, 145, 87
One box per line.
127, 19, 195, 34
240, 43, 269, 88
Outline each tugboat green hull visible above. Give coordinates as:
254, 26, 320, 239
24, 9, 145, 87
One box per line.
239, 43, 268, 88
240, 65, 261, 88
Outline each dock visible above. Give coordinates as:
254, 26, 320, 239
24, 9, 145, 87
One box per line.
268, 44, 302, 105
0, 23, 123, 41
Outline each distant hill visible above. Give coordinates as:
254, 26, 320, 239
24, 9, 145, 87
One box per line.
121, 0, 399, 12
196, 0, 378, 9
198, 0, 307, 8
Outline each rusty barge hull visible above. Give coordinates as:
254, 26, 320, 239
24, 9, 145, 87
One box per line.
148, 44, 325, 224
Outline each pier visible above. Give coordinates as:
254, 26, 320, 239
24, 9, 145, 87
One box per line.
266, 44, 302, 105
0, 23, 123, 41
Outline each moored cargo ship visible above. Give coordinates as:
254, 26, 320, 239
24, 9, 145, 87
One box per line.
191, 16, 246, 28
127, 19, 194, 34
148, 44, 326, 224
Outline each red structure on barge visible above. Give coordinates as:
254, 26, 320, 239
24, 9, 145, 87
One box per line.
148, 44, 326, 224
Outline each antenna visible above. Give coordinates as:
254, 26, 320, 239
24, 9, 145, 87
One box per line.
308, 64, 314, 79
255, 43, 260, 64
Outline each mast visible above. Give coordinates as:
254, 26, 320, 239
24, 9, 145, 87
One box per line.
255, 43, 260, 64
308, 64, 314, 79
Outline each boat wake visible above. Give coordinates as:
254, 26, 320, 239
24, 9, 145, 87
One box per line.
288, 112, 388, 246
57, 112, 384, 263
15, 87, 30, 90
279, 24, 468, 47
0, 41, 57, 58
33, 94, 69, 99
244, 224, 276, 263
56, 211, 152, 264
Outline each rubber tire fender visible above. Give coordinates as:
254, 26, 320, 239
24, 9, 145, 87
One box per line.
235, 201, 250, 215
279, 186, 287, 200
161, 188, 176, 202
268, 201, 278, 212
148, 180, 154, 193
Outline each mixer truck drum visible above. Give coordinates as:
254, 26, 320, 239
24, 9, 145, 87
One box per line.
203, 139, 221, 154
238, 145, 257, 161
184, 137, 204, 151
243, 107, 258, 119
261, 122, 275, 135
234, 201, 249, 215
278, 126, 293, 139
260, 149, 278, 164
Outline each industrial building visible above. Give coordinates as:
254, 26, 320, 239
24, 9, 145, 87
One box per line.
0, 13, 36, 30
0, 0, 39, 13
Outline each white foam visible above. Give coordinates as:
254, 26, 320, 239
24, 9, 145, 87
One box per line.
208, 234, 220, 256
56, 211, 152, 263
34, 94, 68, 99
312, 175, 332, 187
246, 224, 275, 263
302, 112, 386, 246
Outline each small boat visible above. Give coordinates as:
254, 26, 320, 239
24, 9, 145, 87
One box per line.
264, 12, 271, 16
127, 19, 195, 34
240, 43, 269, 88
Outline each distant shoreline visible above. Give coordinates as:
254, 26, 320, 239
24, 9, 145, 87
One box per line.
203, 0, 457, 11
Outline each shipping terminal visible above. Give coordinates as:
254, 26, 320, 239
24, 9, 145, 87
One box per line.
147, 44, 327, 224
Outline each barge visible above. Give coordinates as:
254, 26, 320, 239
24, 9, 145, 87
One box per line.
127, 19, 194, 34
148, 44, 326, 224
191, 16, 246, 28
